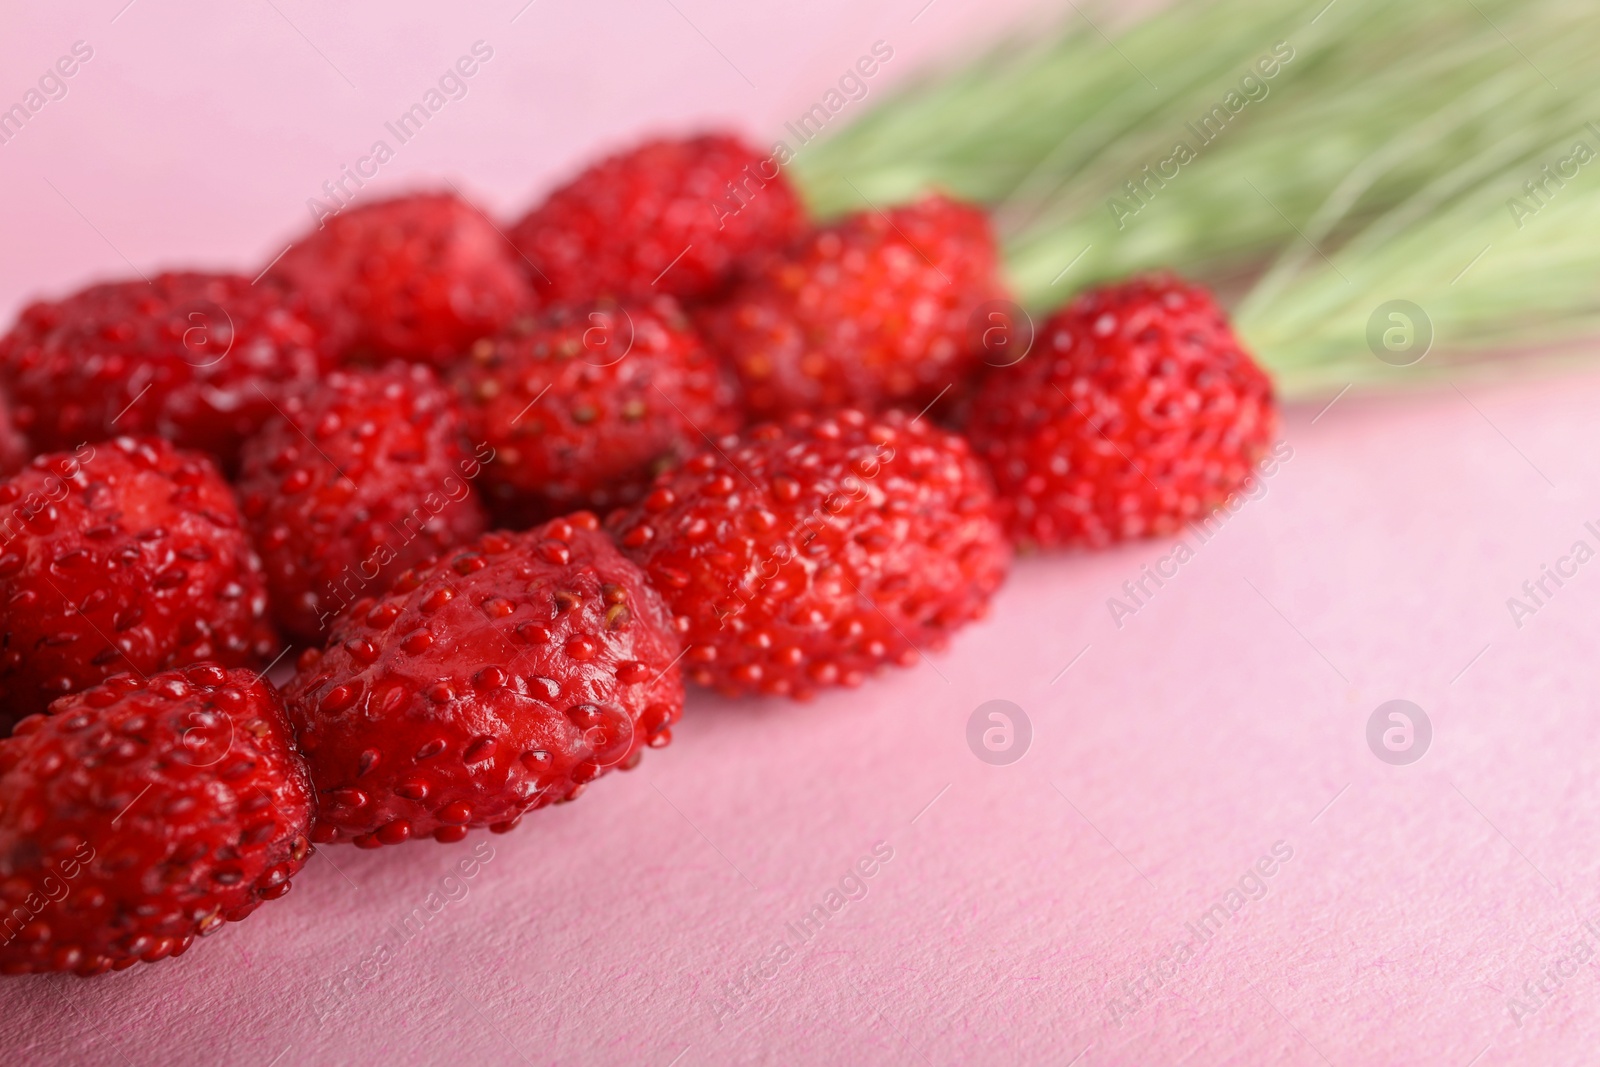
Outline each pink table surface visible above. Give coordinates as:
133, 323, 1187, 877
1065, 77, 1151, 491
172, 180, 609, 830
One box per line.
2, 2, 1598, 1065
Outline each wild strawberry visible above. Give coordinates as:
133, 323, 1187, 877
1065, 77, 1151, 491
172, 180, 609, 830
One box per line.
0, 437, 277, 731
0, 272, 332, 467
283, 516, 683, 847
268, 192, 535, 368
509, 133, 805, 304
454, 298, 739, 524
236, 364, 490, 644
606, 409, 1010, 699
967, 275, 1278, 549
0, 664, 314, 976
0, 388, 27, 477
696, 194, 1007, 420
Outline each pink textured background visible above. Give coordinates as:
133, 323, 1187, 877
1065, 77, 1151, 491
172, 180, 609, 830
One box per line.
1, 1, 1596, 1064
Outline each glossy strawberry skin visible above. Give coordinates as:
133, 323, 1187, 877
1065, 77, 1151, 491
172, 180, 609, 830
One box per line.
509, 133, 806, 304
0, 664, 314, 977
455, 298, 740, 524
0, 437, 278, 731
283, 516, 683, 848
967, 275, 1279, 549
269, 192, 535, 369
605, 409, 1011, 699
236, 364, 490, 644
696, 194, 1008, 420
0, 272, 333, 467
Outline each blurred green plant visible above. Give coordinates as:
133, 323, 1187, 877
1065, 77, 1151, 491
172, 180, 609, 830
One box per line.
794, 0, 1600, 397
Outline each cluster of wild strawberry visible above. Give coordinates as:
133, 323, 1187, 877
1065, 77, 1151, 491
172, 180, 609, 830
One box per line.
0, 132, 1274, 976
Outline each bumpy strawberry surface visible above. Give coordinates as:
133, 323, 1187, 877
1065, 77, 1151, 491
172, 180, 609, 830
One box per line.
509, 134, 805, 304
284, 517, 683, 847
696, 194, 1007, 419
455, 298, 739, 523
967, 275, 1278, 549
606, 409, 1010, 699
236, 364, 490, 644
0, 437, 277, 730
0, 388, 27, 477
0, 272, 331, 466
0, 665, 314, 976
269, 192, 535, 368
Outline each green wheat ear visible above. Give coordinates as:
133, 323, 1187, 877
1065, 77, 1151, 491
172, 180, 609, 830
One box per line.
792, 0, 1600, 399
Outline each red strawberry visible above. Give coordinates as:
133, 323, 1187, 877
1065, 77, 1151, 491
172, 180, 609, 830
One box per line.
236, 364, 490, 644
454, 298, 739, 523
0, 387, 28, 477
696, 194, 1007, 420
967, 275, 1278, 549
0, 437, 277, 731
268, 192, 535, 368
0, 664, 314, 976
0, 272, 332, 466
509, 133, 805, 304
606, 409, 1010, 699
283, 516, 683, 848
